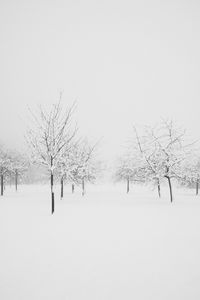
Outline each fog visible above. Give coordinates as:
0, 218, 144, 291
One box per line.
0, 0, 200, 159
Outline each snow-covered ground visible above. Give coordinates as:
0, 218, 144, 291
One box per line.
1, 183, 200, 300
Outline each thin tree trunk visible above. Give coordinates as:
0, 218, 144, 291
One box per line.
82, 177, 85, 196
72, 183, 75, 194
51, 171, 54, 214
15, 170, 18, 191
157, 178, 161, 198
10, 174, 12, 187
50, 156, 54, 214
196, 179, 199, 196
166, 176, 173, 203
52, 190, 54, 214
1, 174, 3, 196
61, 177, 64, 199
127, 176, 129, 194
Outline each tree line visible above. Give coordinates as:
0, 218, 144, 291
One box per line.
0, 101, 199, 214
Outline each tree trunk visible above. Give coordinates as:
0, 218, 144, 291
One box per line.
10, 174, 12, 187
52, 189, 54, 214
157, 178, 161, 198
72, 183, 75, 194
82, 178, 85, 196
51, 171, 54, 214
15, 170, 18, 191
61, 177, 64, 199
196, 179, 199, 196
166, 176, 173, 203
50, 156, 54, 214
1, 174, 3, 196
127, 176, 129, 194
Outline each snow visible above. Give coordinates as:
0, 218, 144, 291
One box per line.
1, 183, 200, 300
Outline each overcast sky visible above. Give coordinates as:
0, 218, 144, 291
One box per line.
0, 0, 200, 159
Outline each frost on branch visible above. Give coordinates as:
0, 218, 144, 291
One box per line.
0, 145, 11, 196
8, 151, 29, 191
26, 99, 77, 213
114, 149, 145, 193
69, 139, 99, 196
181, 154, 200, 195
133, 120, 195, 202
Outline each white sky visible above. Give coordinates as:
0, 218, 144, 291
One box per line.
0, 0, 200, 159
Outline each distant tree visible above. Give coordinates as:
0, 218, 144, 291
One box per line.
0, 146, 11, 196
71, 140, 98, 196
26, 99, 77, 214
9, 151, 29, 191
56, 142, 78, 199
115, 157, 132, 193
114, 152, 145, 194
182, 155, 200, 195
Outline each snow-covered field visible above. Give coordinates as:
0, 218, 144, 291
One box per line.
1, 183, 200, 300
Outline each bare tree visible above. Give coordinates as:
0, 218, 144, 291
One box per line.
133, 120, 196, 202
138, 120, 193, 202
26, 99, 77, 214
71, 139, 98, 196
0, 146, 11, 196
133, 126, 164, 198
56, 142, 78, 199
114, 152, 145, 194
9, 151, 29, 191
182, 155, 200, 195
115, 157, 133, 193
